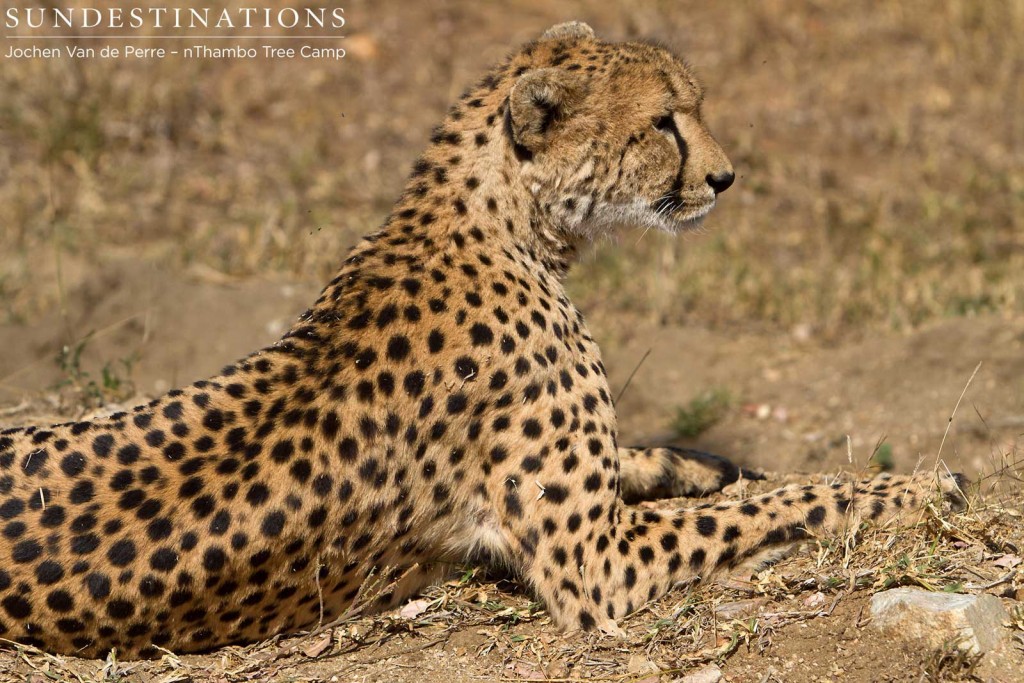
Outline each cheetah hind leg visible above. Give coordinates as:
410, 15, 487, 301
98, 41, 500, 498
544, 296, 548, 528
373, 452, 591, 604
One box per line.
618, 446, 764, 504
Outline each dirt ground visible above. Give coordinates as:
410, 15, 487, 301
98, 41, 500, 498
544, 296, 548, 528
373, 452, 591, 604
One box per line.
1, 1, 1023, 681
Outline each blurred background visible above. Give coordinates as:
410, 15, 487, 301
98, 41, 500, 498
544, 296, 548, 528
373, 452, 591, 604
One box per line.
1, 0, 1021, 477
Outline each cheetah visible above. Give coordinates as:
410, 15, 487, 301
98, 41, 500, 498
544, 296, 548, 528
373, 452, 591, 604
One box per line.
0, 22, 964, 659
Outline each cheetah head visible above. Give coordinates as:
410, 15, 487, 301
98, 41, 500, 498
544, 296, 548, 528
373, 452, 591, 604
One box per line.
507, 22, 734, 238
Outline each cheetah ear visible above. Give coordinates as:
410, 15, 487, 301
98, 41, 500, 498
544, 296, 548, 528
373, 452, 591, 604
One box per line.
540, 21, 595, 42
508, 68, 587, 154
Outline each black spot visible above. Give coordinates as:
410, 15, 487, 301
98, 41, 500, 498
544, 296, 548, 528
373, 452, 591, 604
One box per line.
60, 452, 87, 477
270, 440, 295, 463
689, 548, 706, 570
246, 483, 270, 506
321, 411, 341, 440
0, 498, 24, 519
312, 474, 333, 497
150, 548, 178, 572
178, 477, 203, 498
57, 618, 86, 633
2, 520, 25, 539
203, 410, 225, 431
92, 434, 114, 458
203, 546, 227, 572
147, 518, 173, 541
106, 599, 134, 620
446, 393, 468, 414
387, 335, 412, 361
353, 347, 377, 370
86, 573, 111, 599
421, 331, 445, 357
545, 485, 569, 504
403, 371, 427, 397
261, 511, 286, 538
181, 531, 198, 550
338, 438, 358, 462
107, 540, 137, 567
469, 323, 493, 346
47, 589, 75, 612
807, 505, 827, 526
290, 459, 312, 484
624, 565, 637, 588
401, 278, 422, 296
163, 402, 184, 420
12, 539, 43, 563
35, 560, 64, 585
22, 449, 48, 475
1, 594, 32, 619
695, 515, 717, 537
454, 356, 478, 379
522, 419, 542, 439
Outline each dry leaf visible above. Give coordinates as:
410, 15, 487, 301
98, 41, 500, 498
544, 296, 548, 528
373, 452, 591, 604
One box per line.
303, 634, 332, 658
399, 598, 431, 620
993, 554, 1022, 569
510, 660, 546, 680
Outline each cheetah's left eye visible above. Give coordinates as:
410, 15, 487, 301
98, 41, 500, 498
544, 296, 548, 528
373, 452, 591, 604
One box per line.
653, 115, 675, 132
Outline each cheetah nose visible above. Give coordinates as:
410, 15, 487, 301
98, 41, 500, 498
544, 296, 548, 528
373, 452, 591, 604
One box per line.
706, 171, 735, 195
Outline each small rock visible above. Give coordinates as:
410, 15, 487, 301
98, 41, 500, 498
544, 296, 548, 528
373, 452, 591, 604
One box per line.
802, 591, 827, 609
672, 664, 723, 683
869, 588, 1008, 653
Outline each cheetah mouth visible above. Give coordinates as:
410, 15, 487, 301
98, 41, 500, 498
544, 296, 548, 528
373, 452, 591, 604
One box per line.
584, 195, 716, 237
650, 187, 716, 232
660, 198, 716, 232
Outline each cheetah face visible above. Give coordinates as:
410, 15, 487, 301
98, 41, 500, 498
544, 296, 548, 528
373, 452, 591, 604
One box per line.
507, 23, 734, 239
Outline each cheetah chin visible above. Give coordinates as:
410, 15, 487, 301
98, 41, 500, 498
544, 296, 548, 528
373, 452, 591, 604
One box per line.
0, 20, 965, 659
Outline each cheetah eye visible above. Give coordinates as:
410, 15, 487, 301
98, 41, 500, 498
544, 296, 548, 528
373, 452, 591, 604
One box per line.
653, 114, 675, 132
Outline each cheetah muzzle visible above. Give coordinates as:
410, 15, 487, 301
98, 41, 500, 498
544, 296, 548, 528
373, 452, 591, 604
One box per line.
0, 21, 964, 658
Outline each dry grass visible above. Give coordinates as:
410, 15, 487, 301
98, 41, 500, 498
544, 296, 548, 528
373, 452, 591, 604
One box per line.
1, 0, 1021, 339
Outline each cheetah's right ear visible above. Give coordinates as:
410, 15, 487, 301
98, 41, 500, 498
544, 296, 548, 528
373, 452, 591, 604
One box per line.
540, 21, 595, 42
508, 68, 587, 155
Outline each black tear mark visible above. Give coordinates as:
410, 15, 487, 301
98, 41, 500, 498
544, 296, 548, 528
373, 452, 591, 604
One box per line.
651, 115, 689, 215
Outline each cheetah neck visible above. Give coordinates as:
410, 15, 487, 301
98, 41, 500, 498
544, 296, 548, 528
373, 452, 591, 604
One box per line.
365, 62, 583, 281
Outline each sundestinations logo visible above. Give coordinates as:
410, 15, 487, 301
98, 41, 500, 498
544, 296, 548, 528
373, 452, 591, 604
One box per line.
2, 4, 348, 61
4, 6, 346, 31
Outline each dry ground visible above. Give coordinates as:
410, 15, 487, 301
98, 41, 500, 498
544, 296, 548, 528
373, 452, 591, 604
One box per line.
1, 0, 1023, 681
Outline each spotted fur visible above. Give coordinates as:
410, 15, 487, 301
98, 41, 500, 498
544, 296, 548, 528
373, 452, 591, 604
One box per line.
0, 23, 963, 658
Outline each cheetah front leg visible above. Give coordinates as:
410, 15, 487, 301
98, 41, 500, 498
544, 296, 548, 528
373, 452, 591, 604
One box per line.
618, 446, 763, 504
513, 468, 964, 633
